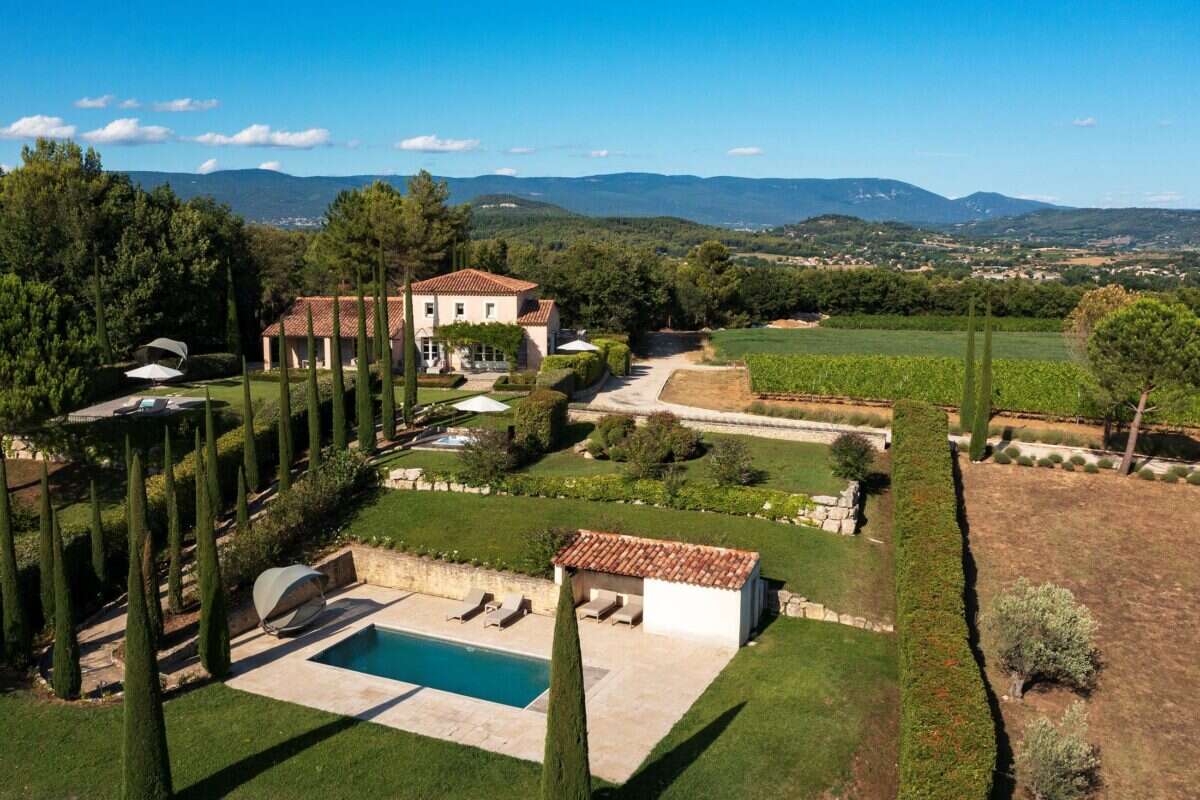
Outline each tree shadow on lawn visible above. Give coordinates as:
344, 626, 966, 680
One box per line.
595, 701, 746, 800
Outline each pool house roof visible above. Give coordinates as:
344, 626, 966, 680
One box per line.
553, 530, 760, 591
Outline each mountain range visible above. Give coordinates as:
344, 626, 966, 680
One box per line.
122, 169, 1059, 228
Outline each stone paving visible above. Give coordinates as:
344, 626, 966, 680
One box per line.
226, 583, 735, 783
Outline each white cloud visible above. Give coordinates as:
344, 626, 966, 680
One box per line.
396, 134, 480, 152
193, 124, 331, 149
82, 118, 173, 145
1071, 116, 1097, 128
494, 167, 518, 176
258, 160, 283, 171
119, 98, 141, 109
0, 163, 12, 173
75, 94, 115, 109
0, 115, 76, 140
1144, 191, 1183, 204
727, 146, 764, 156
588, 149, 610, 158
153, 97, 219, 112
197, 158, 219, 174
507, 146, 535, 154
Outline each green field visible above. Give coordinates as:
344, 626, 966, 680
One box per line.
710, 327, 1069, 362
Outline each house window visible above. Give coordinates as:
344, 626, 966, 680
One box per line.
485, 302, 497, 319
420, 337, 441, 364
455, 302, 465, 319
424, 301, 435, 318
470, 343, 505, 364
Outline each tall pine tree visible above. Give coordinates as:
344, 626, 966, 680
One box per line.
306, 306, 322, 471
94, 260, 113, 363
0, 452, 31, 665
164, 430, 183, 615
225, 262, 242, 357
970, 308, 995, 461
89, 479, 107, 589
38, 462, 53, 626
241, 357, 260, 492
204, 389, 221, 511
541, 573, 591, 800
330, 294, 348, 450
355, 278, 375, 454
50, 509, 81, 699
123, 453, 174, 800
960, 299, 977, 434
196, 446, 230, 678
277, 319, 294, 491
403, 268, 417, 426
380, 263, 396, 441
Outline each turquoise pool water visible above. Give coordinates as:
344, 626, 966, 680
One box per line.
311, 625, 551, 708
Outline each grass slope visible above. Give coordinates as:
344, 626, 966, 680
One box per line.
711, 327, 1069, 362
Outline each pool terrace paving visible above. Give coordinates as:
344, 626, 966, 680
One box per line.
225, 583, 735, 783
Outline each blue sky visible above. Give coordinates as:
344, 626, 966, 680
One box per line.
1, 1, 1196, 207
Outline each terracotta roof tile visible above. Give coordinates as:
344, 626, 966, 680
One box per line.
411, 268, 538, 295
552, 530, 759, 591
516, 299, 556, 327
262, 297, 405, 338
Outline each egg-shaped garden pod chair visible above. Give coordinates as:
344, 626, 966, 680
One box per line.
252, 565, 327, 635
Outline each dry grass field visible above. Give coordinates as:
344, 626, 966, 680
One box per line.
959, 458, 1200, 799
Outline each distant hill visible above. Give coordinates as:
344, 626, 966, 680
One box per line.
121, 169, 1059, 228
945, 207, 1200, 249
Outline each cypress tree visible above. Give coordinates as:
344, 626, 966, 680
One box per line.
50, 509, 81, 699
164, 430, 183, 615
380, 263, 396, 441
960, 299, 977, 434
38, 462, 53, 626
236, 466, 250, 535
541, 573, 591, 800
225, 262, 242, 357
95, 260, 113, 363
141, 502, 163, 649
122, 454, 174, 800
331, 293, 348, 450
306, 306, 322, 471
0, 452, 31, 665
970, 309, 995, 461
403, 268, 418, 426
204, 389, 221, 511
241, 357, 260, 492
355, 278, 375, 454
374, 259, 386, 362
89, 479, 107, 588
196, 448, 230, 678
277, 319, 293, 491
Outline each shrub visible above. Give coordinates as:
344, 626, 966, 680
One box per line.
1037, 457, 1056, 468
616, 430, 671, 479
1069, 454, 1086, 466
540, 352, 604, 388
1137, 467, 1157, 481
592, 414, 636, 452
993, 452, 1012, 465
517, 527, 576, 578
1188, 471, 1200, 485
536, 368, 576, 396
1083, 463, 1099, 474
493, 372, 538, 392
706, 438, 757, 486
593, 338, 632, 377
984, 578, 1098, 700
457, 429, 515, 484
1004, 446, 1022, 458
1159, 471, 1178, 483
891, 401, 995, 799
514, 389, 568, 455
1018, 455, 1035, 467
645, 412, 701, 461
1168, 464, 1190, 478
1048, 453, 1064, 464
185, 352, 240, 380
828, 433, 875, 481
1096, 457, 1114, 469
1016, 703, 1100, 800
1061, 462, 1075, 472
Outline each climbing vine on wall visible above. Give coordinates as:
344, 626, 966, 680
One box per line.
435, 321, 525, 370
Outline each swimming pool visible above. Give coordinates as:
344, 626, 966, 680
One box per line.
310, 625, 551, 709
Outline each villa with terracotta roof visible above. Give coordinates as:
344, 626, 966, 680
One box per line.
260, 268, 560, 372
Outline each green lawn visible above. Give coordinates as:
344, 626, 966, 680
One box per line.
140, 378, 480, 415
710, 327, 1069, 362
345, 490, 891, 618
0, 618, 896, 799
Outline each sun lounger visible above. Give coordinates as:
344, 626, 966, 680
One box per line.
112, 397, 142, 416
578, 590, 620, 622
483, 593, 525, 629
611, 596, 643, 628
446, 588, 488, 622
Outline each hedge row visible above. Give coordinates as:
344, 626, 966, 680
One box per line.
822, 314, 1064, 333
514, 389, 569, 453
535, 368, 576, 396
418, 471, 816, 521
541, 351, 605, 388
891, 400, 995, 799
417, 373, 466, 388
747, 353, 1200, 424
593, 338, 632, 377
185, 352, 241, 381
493, 371, 538, 393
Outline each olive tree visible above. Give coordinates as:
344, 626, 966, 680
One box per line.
983, 579, 1098, 700
1017, 703, 1100, 800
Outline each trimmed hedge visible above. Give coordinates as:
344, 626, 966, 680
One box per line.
541, 352, 604, 388
185, 353, 241, 381
747, 352, 1200, 425
493, 372, 538, 393
514, 389, 569, 454
823, 314, 1064, 333
536, 368, 576, 396
417, 373, 466, 388
891, 400, 995, 800
593, 338, 632, 377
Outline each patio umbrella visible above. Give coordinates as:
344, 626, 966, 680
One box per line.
452, 395, 511, 414
124, 363, 184, 384
557, 339, 600, 352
